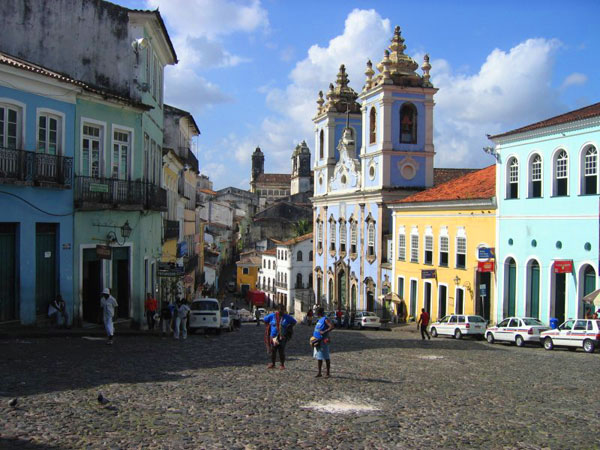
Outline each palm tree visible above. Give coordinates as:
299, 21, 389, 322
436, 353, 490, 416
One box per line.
293, 219, 312, 237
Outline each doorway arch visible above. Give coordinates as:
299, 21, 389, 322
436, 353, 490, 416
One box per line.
504, 257, 517, 317
580, 264, 596, 318
526, 259, 541, 319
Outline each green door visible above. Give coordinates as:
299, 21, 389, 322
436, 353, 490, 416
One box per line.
112, 247, 130, 319
507, 258, 516, 317
410, 280, 417, 318
583, 266, 596, 318
529, 261, 540, 319
0, 223, 17, 321
35, 223, 57, 316
554, 273, 566, 324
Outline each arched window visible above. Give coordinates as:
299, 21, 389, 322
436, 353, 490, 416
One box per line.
553, 149, 569, 196
583, 145, 598, 195
296, 273, 303, 289
529, 154, 542, 198
400, 103, 417, 144
582, 265, 597, 318
350, 221, 358, 255
319, 129, 324, 160
507, 157, 519, 199
296, 250, 302, 261
309, 250, 313, 261
339, 220, 347, 254
369, 107, 376, 144
329, 220, 336, 252
367, 222, 375, 257
0, 103, 22, 148
317, 221, 323, 252
527, 260, 540, 319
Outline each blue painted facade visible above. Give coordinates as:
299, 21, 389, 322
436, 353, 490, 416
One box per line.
491, 106, 600, 325
312, 27, 438, 315
0, 67, 76, 325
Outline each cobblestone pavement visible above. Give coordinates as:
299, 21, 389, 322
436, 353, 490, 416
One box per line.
1, 324, 600, 449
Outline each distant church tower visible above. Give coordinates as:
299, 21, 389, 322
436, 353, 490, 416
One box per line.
290, 140, 311, 195
250, 146, 264, 193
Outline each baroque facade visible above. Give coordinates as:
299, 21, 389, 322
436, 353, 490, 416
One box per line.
312, 26, 438, 314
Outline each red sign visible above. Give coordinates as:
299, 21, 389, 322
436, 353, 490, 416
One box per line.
554, 260, 573, 273
96, 245, 111, 260
477, 261, 495, 272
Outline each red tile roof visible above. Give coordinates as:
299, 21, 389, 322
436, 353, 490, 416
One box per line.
274, 232, 313, 246
433, 168, 478, 186
489, 102, 600, 139
255, 173, 291, 184
262, 248, 277, 256
396, 165, 495, 204
199, 188, 217, 195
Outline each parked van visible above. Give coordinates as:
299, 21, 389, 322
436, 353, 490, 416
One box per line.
189, 298, 221, 334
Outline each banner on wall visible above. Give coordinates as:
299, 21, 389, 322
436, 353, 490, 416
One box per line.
553, 260, 573, 274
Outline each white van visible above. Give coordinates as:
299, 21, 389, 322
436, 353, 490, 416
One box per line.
189, 298, 221, 334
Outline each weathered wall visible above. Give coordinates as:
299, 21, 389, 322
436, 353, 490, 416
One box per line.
0, 0, 133, 96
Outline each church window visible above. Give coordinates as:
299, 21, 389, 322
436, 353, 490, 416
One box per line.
529, 154, 542, 198
400, 103, 417, 144
367, 223, 375, 257
339, 221, 346, 253
350, 222, 357, 255
369, 107, 376, 144
319, 129, 324, 160
330, 221, 336, 252
553, 149, 569, 197
507, 157, 519, 199
317, 221, 323, 251
583, 145, 598, 195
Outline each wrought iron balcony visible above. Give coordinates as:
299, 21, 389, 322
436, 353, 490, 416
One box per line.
0, 147, 73, 187
74, 176, 167, 211
164, 219, 179, 240
275, 281, 288, 289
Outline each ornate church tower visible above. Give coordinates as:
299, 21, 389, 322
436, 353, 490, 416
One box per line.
250, 146, 264, 193
312, 65, 362, 197
359, 26, 437, 189
290, 140, 311, 195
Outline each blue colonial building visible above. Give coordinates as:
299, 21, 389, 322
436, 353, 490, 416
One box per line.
312, 26, 438, 315
0, 52, 76, 325
490, 102, 600, 325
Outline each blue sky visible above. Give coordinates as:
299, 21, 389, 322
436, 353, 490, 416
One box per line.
115, 0, 599, 190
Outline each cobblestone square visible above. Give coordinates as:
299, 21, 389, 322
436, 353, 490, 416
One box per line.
1, 324, 600, 449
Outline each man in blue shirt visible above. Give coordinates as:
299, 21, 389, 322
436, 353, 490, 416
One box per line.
263, 303, 296, 369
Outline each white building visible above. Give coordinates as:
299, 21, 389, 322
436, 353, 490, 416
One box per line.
274, 233, 314, 315
258, 249, 277, 307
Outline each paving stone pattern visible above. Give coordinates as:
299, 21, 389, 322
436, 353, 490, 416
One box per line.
1, 324, 599, 449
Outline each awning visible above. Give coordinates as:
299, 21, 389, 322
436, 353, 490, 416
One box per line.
378, 292, 402, 303
583, 289, 600, 307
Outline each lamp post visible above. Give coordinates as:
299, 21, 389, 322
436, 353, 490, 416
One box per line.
107, 220, 132, 246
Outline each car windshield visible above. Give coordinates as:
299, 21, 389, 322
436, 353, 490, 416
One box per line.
468, 316, 485, 323
191, 301, 219, 311
522, 318, 543, 326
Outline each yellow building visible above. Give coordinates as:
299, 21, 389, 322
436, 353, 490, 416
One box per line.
236, 250, 261, 297
391, 166, 496, 322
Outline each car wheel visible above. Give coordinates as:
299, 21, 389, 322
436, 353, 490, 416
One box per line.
515, 335, 525, 347
431, 327, 438, 338
454, 329, 462, 340
486, 332, 495, 344
583, 339, 595, 354
543, 337, 554, 351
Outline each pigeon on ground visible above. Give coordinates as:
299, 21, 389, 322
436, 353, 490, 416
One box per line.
97, 393, 109, 405
8, 398, 17, 407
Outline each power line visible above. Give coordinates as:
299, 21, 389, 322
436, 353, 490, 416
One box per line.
0, 190, 73, 216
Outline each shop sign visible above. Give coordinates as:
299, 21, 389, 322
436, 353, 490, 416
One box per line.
96, 245, 112, 260
421, 269, 436, 279
478, 247, 495, 259
553, 260, 573, 274
89, 183, 109, 193
479, 284, 487, 297
477, 261, 495, 272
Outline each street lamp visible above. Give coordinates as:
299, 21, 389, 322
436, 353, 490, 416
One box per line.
107, 220, 132, 246
453, 275, 461, 285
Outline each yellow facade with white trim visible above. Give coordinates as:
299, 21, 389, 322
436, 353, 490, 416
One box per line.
392, 206, 496, 322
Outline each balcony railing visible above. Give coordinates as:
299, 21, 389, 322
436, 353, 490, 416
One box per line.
74, 176, 167, 211
0, 147, 73, 187
275, 281, 288, 289
164, 219, 179, 240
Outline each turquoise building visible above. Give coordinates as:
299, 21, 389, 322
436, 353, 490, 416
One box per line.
312, 27, 438, 315
0, 52, 76, 325
490, 103, 600, 325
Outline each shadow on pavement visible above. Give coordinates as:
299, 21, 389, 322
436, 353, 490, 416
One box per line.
0, 438, 60, 449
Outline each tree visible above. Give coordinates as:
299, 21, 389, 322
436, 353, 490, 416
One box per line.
293, 219, 312, 237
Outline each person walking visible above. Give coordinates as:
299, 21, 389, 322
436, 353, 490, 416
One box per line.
145, 293, 158, 331
306, 308, 313, 326
100, 288, 118, 345
255, 307, 261, 325
159, 301, 172, 337
174, 299, 191, 340
48, 294, 69, 328
417, 308, 431, 340
312, 307, 334, 378
263, 303, 296, 370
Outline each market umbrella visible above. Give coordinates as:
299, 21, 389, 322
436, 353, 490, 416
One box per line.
583, 288, 600, 307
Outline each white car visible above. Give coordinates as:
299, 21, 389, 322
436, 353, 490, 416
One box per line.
485, 317, 549, 347
238, 308, 254, 322
353, 311, 381, 330
429, 314, 486, 339
541, 319, 600, 353
189, 298, 221, 334
220, 309, 234, 332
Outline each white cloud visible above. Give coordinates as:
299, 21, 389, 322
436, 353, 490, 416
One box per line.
561, 72, 588, 89
164, 65, 232, 113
